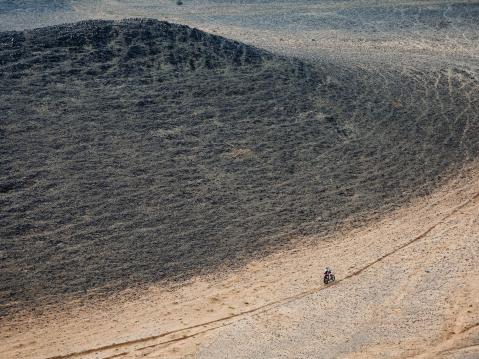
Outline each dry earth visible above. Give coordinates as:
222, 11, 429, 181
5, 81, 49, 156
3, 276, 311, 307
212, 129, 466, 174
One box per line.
1, 1, 479, 358
2, 1, 479, 66
1, 163, 478, 358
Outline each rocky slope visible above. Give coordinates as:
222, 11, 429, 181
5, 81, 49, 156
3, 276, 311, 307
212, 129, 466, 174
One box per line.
1, 19, 478, 316
2, 165, 478, 358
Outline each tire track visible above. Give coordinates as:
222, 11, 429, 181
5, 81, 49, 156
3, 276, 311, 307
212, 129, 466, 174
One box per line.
440, 343, 479, 355
44, 190, 479, 359
407, 322, 479, 358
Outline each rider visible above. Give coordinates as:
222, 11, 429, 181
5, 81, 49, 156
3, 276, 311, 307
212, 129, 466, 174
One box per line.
324, 267, 332, 278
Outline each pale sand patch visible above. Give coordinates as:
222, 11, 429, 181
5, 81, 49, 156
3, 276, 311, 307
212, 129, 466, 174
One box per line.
1, 164, 478, 359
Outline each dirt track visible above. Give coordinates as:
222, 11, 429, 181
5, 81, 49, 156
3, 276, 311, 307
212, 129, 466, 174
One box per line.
2, 164, 478, 358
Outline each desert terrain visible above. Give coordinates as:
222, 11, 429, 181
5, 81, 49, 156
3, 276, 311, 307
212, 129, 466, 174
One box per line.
2, 164, 478, 358
1, 1, 478, 358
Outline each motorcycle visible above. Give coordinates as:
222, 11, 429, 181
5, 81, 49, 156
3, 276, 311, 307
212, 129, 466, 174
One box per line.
323, 272, 335, 284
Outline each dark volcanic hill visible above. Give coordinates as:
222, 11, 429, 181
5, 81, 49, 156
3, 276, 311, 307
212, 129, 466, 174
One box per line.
1, 19, 478, 316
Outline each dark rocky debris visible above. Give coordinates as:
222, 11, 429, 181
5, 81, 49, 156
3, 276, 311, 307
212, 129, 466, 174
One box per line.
1, 19, 478, 316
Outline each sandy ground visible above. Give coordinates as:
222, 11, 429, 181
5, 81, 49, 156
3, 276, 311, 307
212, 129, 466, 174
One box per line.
1, 164, 478, 358
2, 1, 478, 67
71, 1, 479, 68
